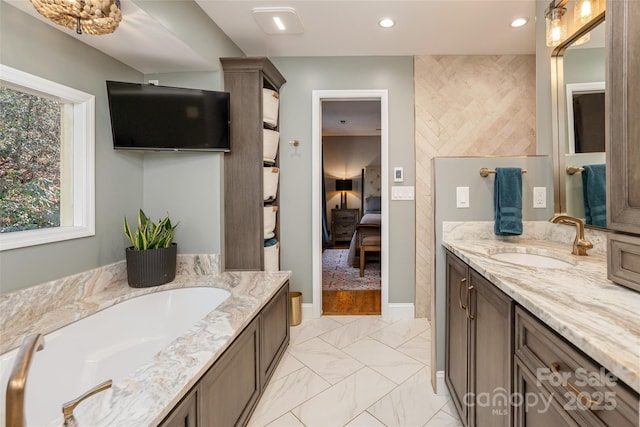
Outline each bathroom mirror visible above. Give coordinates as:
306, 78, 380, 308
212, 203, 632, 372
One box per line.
551, 11, 606, 228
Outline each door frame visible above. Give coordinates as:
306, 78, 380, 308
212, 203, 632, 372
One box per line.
311, 89, 390, 318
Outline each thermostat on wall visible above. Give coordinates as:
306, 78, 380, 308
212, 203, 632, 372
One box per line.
394, 167, 404, 182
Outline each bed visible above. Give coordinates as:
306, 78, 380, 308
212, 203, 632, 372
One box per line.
346, 168, 381, 275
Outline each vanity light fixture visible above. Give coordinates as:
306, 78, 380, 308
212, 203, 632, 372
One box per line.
545, 0, 567, 47
510, 17, 529, 28
30, 0, 122, 34
378, 18, 395, 28
575, 0, 599, 25
572, 0, 598, 45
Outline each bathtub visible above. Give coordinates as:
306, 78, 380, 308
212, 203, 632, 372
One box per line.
0, 286, 230, 427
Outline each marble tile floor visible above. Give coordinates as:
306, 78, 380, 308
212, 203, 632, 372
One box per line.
247, 316, 463, 427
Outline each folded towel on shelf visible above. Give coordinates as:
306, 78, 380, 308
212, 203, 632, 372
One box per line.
581, 164, 607, 227
494, 167, 523, 236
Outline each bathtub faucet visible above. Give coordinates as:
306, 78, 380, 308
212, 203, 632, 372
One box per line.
62, 379, 113, 426
5, 333, 45, 427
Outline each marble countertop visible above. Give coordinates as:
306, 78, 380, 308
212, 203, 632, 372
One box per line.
442, 236, 640, 394
0, 256, 291, 427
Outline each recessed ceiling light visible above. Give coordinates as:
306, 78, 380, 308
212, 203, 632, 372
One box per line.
378, 18, 395, 28
511, 17, 529, 28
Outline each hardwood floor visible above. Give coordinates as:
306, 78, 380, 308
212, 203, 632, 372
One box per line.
322, 245, 381, 315
322, 290, 381, 315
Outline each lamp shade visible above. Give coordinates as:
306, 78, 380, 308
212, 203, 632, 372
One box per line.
335, 179, 353, 192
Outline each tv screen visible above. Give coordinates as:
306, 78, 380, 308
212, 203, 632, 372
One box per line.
106, 81, 230, 152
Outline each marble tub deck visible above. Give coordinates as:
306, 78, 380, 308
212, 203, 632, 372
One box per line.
442, 235, 640, 394
0, 256, 291, 426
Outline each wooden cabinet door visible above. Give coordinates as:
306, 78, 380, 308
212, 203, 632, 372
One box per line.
199, 317, 261, 427
445, 252, 470, 425
260, 282, 290, 388
607, 0, 640, 233
469, 270, 513, 427
160, 387, 198, 427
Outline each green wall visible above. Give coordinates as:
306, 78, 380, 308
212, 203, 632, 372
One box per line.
271, 56, 416, 305
0, 3, 242, 293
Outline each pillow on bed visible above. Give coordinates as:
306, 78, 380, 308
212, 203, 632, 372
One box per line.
365, 196, 381, 214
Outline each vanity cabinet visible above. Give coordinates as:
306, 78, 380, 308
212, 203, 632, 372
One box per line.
445, 251, 640, 427
160, 387, 198, 427
606, 0, 640, 292
159, 281, 290, 427
221, 57, 286, 271
445, 251, 514, 427
514, 306, 639, 427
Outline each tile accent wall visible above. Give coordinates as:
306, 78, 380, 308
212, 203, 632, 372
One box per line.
414, 55, 537, 318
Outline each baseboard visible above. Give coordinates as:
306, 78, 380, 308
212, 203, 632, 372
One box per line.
301, 303, 314, 322
436, 370, 449, 396
384, 303, 414, 318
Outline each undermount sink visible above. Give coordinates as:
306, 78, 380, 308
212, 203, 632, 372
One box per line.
488, 249, 576, 269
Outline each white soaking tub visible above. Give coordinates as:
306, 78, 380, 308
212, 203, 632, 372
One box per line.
0, 287, 230, 427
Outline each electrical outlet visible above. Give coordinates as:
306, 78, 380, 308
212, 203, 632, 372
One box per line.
148, 80, 159, 85
456, 187, 469, 208
533, 187, 546, 208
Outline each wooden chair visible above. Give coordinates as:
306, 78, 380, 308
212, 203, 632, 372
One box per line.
358, 224, 381, 277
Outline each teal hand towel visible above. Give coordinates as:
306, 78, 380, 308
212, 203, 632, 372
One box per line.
494, 167, 523, 236
581, 164, 606, 227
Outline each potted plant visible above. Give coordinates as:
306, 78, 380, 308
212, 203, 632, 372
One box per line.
124, 209, 178, 287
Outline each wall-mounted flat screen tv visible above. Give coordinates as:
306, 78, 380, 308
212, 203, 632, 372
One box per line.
106, 81, 230, 152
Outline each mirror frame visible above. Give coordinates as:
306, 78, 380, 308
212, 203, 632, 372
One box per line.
551, 10, 606, 218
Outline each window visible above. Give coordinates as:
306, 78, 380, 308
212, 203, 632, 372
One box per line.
0, 65, 95, 250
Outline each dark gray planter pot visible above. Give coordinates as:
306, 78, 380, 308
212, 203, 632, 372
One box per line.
125, 243, 177, 287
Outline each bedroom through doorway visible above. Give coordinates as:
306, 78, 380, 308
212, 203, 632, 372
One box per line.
320, 99, 382, 315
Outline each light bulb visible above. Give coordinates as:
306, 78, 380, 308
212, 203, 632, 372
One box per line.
575, 0, 599, 25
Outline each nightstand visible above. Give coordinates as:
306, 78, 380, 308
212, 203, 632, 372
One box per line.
331, 208, 359, 245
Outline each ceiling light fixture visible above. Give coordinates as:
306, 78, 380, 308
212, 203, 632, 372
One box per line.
30, 0, 122, 35
253, 7, 304, 35
273, 16, 286, 31
510, 18, 529, 28
378, 18, 395, 28
545, 0, 567, 47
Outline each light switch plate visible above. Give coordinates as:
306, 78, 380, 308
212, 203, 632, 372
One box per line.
391, 186, 414, 200
533, 187, 546, 208
456, 186, 469, 208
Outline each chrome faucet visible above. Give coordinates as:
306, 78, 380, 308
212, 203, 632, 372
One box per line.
549, 214, 594, 256
5, 334, 44, 427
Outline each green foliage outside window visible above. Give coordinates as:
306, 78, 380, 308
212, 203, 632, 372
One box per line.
0, 87, 62, 233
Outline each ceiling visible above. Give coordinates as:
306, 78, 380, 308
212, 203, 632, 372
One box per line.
4, 0, 537, 74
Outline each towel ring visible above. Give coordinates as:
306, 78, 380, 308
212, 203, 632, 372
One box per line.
566, 166, 585, 175
479, 168, 527, 177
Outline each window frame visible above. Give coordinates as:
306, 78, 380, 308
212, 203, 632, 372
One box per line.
0, 65, 95, 251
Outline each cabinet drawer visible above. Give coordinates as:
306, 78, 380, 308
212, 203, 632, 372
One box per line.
607, 233, 640, 293
515, 307, 639, 426
333, 210, 357, 222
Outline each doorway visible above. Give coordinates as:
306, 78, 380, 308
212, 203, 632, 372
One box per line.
311, 90, 390, 318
